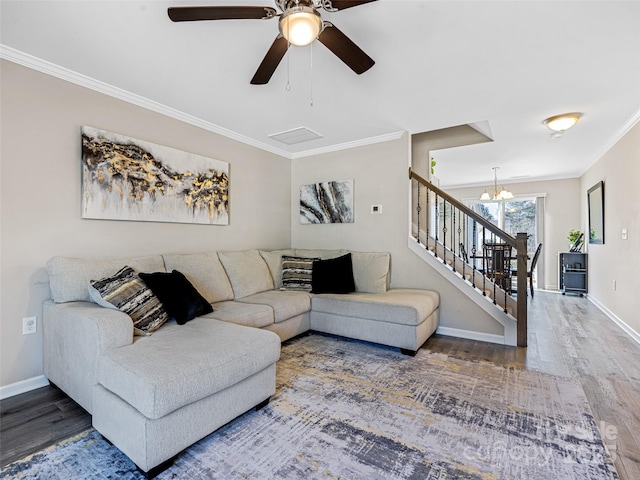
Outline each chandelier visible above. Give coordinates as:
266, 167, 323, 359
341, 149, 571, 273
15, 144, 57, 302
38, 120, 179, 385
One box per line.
480, 167, 513, 201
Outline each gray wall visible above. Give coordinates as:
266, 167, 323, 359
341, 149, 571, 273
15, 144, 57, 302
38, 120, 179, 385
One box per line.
0, 60, 292, 387
580, 122, 640, 337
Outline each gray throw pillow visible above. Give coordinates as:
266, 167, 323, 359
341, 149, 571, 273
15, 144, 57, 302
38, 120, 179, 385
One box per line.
89, 266, 169, 336
281, 256, 319, 292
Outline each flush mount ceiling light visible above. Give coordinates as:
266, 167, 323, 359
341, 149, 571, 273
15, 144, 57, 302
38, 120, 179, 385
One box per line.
480, 167, 513, 201
543, 112, 582, 138
279, 5, 322, 46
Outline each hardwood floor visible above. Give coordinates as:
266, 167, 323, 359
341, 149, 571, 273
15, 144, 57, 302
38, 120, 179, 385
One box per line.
424, 291, 640, 480
1, 290, 639, 478
0, 382, 91, 467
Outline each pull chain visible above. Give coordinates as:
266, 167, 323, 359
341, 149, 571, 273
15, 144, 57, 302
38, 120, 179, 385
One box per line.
309, 42, 314, 106
286, 42, 291, 91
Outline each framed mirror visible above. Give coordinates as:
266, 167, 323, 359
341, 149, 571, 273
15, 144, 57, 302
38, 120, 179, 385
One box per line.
587, 181, 605, 244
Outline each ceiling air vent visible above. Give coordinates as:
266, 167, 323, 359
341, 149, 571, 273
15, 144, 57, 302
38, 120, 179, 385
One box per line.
268, 127, 322, 145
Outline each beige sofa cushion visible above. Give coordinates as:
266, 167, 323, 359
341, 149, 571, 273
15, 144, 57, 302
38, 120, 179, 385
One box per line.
237, 290, 311, 324
312, 289, 439, 326
163, 252, 234, 304
294, 249, 348, 260
259, 249, 295, 289
47, 255, 165, 303
204, 301, 274, 328
351, 252, 390, 294
218, 250, 274, 299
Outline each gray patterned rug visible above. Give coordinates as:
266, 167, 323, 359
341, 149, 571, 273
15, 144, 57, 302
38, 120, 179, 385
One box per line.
1, 333, 617, 479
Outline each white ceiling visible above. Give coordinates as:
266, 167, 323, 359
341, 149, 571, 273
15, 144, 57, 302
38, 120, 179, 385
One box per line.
2, 0, 639, 187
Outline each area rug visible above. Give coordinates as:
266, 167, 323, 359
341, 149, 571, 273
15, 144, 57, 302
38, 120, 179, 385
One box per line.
1, 334, 617, 479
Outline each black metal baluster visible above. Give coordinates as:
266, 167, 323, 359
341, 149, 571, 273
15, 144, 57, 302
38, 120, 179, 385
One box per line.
416, 181, 421, 245
503, 272, 509, 313
471, 220, 477, 288
490, 232, 497, 306
482, 227, 487, 296
451, 204, 456, 272
459, 209, 465, 280
442, 200, 447, 266
426, 186, 430, 250
434, 194, 439, 259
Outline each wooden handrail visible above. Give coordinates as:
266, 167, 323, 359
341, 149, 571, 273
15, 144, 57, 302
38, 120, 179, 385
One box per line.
409, 167, 528, 347
410, 168, 517, 247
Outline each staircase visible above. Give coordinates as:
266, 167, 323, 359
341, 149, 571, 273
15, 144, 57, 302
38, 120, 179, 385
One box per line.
409, 169, 528, 347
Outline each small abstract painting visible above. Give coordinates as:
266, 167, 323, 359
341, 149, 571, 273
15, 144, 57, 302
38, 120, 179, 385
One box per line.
81, 127, 229, 225
300, 179, 354, 224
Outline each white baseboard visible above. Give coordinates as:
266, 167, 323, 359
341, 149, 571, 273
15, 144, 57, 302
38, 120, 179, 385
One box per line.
0, 375, 50, 400
436, 326, 506, 345
587, 296, 640, 346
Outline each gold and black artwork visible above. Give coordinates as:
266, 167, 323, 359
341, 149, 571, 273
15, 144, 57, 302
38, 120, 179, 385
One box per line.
81, 127, 229, 225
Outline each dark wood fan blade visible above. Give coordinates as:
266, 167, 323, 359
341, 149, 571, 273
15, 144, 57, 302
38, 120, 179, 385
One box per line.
328, 0, 377, 10
168, 6, 277, 22
251, 36, 289, 85
318, 23, 374, 74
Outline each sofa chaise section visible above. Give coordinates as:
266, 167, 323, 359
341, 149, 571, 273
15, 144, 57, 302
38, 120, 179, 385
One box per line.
93, 318, 280, 473
311, 289, 440, 355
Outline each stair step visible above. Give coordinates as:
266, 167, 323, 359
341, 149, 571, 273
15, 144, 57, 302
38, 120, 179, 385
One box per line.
413, 236, 518, 318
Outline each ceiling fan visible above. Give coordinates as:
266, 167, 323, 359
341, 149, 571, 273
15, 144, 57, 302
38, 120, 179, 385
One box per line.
168, 0, 377, 85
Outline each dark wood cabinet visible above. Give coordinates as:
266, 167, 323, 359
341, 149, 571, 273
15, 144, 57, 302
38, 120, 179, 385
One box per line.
559, 252, 588, 296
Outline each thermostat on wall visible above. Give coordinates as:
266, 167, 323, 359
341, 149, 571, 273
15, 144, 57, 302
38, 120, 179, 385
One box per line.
371, 205, 382, 214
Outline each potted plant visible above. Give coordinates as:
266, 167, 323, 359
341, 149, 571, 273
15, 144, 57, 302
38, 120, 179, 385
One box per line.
568, 229, 582, 249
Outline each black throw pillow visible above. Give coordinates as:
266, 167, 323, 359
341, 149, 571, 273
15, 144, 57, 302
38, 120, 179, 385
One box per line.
311, 253, 356, 294
139, 270, 213, 325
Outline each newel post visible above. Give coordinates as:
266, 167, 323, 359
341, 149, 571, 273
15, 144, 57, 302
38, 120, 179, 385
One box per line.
516, 232, 528, 347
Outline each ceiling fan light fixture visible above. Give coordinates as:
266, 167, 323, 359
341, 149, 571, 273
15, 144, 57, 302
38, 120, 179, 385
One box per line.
543, 112, 582, 132
279, 6, 322, 46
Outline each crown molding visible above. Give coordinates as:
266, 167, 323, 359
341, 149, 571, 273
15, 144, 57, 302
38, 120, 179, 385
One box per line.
1, 45, 408, 162
0, 45, 293, 159
581, 105, 640, 175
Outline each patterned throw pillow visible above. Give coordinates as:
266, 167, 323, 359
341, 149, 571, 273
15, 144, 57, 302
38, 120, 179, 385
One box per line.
281, 256, 319, 292
89, 266, 169, 336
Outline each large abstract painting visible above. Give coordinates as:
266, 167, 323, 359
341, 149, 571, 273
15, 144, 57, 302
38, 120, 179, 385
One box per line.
300, 179, 354, 224
81, 127, 229, 225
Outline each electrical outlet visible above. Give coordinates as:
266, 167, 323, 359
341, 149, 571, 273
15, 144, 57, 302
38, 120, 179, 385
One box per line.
613, 280, 617, 291
22, 316, 37, 335
371, 204, 382, 215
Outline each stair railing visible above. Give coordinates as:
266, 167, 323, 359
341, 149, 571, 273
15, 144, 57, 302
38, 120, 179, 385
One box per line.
410, 168, 528, 346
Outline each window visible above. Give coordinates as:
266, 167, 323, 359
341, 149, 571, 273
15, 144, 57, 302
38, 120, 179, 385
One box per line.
468, 198, 537, 254
466, 195, 544, 289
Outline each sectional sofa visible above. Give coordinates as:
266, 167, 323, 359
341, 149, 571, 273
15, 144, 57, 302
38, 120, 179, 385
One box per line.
43, 248, 440, 477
